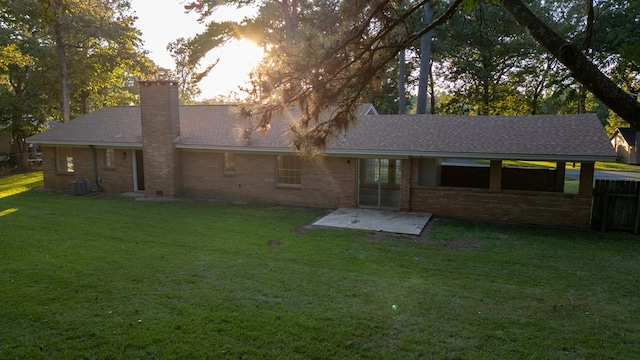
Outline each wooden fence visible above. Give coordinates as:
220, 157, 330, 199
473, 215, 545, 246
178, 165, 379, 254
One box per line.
592, 180, 640, 233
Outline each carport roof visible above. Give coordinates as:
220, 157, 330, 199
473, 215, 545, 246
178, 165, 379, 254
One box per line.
27, 105, 616, 162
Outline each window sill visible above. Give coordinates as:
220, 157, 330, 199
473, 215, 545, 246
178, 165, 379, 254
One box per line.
223, 172, 236, 177
55, 172, 75, 176
276, 184, 302, 189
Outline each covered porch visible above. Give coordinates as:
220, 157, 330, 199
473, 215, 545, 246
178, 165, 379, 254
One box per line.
402, 157, 597, 229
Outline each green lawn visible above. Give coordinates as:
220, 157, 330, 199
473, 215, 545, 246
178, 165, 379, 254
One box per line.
1, 172, 639, 358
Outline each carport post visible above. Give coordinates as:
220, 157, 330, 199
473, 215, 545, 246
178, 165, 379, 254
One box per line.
579, 162, 595, 196
555, 161, 566, 192
489, 160, 502, 191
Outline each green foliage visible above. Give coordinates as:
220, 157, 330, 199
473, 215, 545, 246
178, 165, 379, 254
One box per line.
605, 109, 630, 135
0, 0, 156, 119
1, 172, 640, 358
436, 2, 565, 116
461, 0, 479, 13
167, 37, 218, 104
0, 0, 156, 166
432, 0, 639, 120
182, 0, 640, 144
0, 44, 34, 70
590, 0, 640, 64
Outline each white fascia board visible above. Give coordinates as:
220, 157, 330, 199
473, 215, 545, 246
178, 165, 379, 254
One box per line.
27, 140, 143, 148
176, 144, 616, 162
326, 149, 616, 162
177, 144, 294, 154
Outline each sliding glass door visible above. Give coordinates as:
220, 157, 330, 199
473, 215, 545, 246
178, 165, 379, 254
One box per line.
358, 158, 401, 209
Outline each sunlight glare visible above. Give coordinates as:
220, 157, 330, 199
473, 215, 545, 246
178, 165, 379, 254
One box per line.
200, 38, 264, 99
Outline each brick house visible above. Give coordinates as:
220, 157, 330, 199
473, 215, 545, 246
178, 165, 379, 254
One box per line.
27, 81, 616, 229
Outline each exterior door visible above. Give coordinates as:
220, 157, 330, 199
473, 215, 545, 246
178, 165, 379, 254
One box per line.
358, 158, 401, 209
133, 150, 145, 191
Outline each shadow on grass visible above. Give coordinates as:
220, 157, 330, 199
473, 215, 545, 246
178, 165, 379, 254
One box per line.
1, 177, 640, 358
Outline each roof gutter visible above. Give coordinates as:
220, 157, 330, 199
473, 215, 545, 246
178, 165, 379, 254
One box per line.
25, 140, 143, 148
324, 149, 618, 162
176, 144, 616, 162
176, 144, 294, 154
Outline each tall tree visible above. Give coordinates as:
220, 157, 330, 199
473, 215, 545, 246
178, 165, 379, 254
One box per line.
398, 48, 407, 114
167, 37, 217, 104
499, 0, 640, 124
0, 34, 51, 166
186, 0, 640, 152
46, 0, 71, 122
38, 0, 152, 120
436, 1, 536, 115
416, 0, 433, 114
396, 0, 408, 115
247, 0, 465, 151
0, 0, 154, 167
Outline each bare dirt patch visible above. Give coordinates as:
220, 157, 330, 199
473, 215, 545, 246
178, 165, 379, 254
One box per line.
362, 219, 485, 250
295, 225, 312, 235
267, 239, 283, 246
365, 231, 400, 242
442, 238, 485, 250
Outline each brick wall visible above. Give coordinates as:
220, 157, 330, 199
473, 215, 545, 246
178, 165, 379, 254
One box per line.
139, 80, 182, 197
181, 150, 357, 208
409, 159, 592, 228
409, 186, 592, 228
41, 146, 136, 193
97, 148, 135, 192
41, 146, 75, 192
39, 143, 594, 228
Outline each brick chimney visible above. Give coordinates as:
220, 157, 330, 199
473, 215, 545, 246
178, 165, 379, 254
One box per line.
139, 80, 182, 197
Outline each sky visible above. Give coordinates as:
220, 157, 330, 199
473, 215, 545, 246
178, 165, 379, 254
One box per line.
129, 0, 263, 100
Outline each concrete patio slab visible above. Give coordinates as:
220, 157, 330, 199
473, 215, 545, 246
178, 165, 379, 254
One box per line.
312, 208, 432, 235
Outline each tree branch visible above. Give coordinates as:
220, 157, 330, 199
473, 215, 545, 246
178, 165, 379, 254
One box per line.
500, 0, 640, 127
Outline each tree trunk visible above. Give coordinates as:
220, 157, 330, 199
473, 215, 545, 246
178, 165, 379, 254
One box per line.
416, 1, 433, 115
281, 0, 299, 45
429, 61, 436, 114
398, 49, 406, 114
51, 2, 71, 123
12, 132, 28, 170
576, 0, 595, 115
481, 73, 490, 115
500, 0, 640, 127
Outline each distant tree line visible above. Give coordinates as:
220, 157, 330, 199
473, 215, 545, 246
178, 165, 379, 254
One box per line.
0, 0, 156, 167
183, 0, 639, 152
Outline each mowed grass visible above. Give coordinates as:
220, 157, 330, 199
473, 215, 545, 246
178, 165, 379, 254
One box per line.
1, 172, 640, 359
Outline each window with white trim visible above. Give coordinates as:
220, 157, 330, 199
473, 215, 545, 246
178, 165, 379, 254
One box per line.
55, 147, 74, 174
276, 155, 301, 186
105, 148, 114, 167
224, 152, 235, 175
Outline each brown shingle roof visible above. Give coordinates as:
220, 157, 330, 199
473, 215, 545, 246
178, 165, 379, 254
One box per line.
28, 107, 142, 146
27, 105, 616, 161
328, 114, 615, 160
